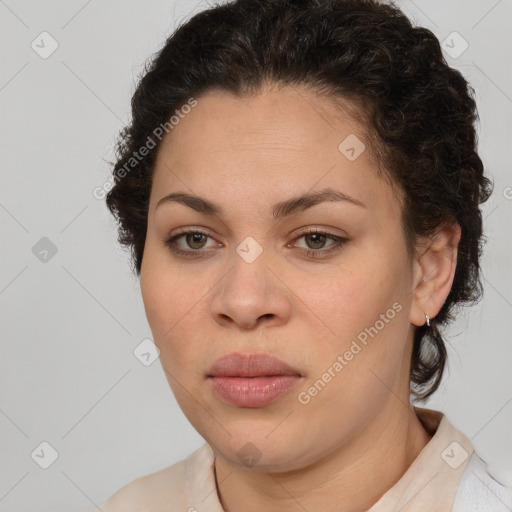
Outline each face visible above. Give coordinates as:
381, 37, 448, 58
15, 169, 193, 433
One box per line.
140, 84, 418, 471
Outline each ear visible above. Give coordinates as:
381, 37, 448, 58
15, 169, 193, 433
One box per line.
409, 222, 462, 327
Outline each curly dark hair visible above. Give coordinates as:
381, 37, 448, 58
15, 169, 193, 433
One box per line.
104, 0, 493, 400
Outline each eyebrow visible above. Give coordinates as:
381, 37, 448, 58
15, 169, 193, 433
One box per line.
155, 187, 367, 219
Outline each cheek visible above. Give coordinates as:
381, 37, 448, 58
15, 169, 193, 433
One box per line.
140, 259, 209, 416
297, 247, 411, 375
302, 262, 400, 336
140, 249, 204, 361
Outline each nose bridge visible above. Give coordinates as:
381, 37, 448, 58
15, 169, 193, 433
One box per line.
210, 239, 291, 329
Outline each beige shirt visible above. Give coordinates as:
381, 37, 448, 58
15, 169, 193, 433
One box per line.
87, 407, 509, 511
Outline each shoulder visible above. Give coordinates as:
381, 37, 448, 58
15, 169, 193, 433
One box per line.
452, 452, 512, 511
86, 443, 215, 512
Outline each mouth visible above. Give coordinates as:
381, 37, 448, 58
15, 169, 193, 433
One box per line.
207, 352, 303, 408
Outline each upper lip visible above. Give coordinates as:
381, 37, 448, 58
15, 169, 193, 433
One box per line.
207, 352, 302, 378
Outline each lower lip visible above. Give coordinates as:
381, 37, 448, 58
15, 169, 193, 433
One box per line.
208, 375, 302, 407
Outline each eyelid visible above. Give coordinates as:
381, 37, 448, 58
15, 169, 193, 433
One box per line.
291, 225, 347, 239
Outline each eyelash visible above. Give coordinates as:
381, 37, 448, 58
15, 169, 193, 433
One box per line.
164, 228, 348, 259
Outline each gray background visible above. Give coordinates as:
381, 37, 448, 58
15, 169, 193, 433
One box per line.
0, 1, 511, 510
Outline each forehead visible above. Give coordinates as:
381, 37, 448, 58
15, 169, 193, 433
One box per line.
158, 85, 365, 158
150, 85, 400, 220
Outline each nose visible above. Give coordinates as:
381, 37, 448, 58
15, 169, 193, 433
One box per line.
209, 254, 292, 330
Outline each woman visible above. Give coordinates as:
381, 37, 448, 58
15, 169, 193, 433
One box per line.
90, 0, 511, 510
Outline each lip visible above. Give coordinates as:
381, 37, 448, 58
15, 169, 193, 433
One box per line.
207, 352, 303, 407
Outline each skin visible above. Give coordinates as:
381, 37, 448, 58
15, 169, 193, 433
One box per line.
139, 83, 461, 511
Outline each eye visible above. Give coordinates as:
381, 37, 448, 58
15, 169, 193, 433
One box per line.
290, 228, 348, 258
164, 227, 348, 258
165, 228, 219, 257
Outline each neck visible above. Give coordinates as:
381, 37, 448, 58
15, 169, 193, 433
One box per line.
214, 401, 433, 512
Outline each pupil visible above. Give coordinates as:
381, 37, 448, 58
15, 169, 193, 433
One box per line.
188, 233, 204, 247
309, 233, 325, 248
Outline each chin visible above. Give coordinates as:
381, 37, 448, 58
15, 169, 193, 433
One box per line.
203, 423, 313, 471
